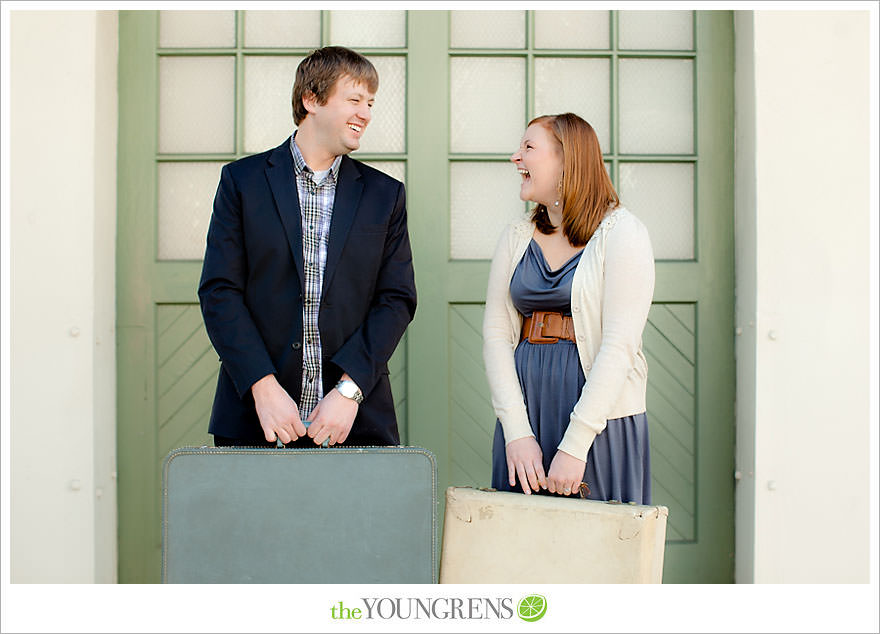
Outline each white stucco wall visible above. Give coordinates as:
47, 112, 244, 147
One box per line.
10, 10, 118, 583
734, 10, 871, 583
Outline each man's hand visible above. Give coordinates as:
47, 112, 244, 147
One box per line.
547, 450, 586, 496
505, 436, 546, 495
251, 375, 306, 443
307, 387, 358, 446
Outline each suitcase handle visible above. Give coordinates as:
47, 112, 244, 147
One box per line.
275, 420, 330, 448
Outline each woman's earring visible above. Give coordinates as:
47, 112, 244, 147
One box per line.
554, 200, 560, 207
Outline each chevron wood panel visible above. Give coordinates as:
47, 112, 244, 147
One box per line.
645, 302, 696, 542
157, 304, 216, 457
449, 304, 496, 488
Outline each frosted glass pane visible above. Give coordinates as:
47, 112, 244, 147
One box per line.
619, 162, 693, 259
362, 161, 406, 184
534, 11, 609, 49
356, 56, 405, 154
450, 11, 525, 49
619, 11, 693, 50
158, 162, 224, 260
159, 11, 235, 48
329, 11, 405, 48
619, 58, 693, 154
451, 57, 525, 153
450, 163, 527, 260
244, 56, 302, 154
534, 58, 610, 151
159, 57, 235, 154
244, 11, 320, 48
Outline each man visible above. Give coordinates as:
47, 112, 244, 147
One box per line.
198, 46, 416, 448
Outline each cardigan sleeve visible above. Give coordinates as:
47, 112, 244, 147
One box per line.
482, 225, 534, 445
558, 214, 655, 461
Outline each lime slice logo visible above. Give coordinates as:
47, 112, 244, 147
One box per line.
517, 594, 547, 622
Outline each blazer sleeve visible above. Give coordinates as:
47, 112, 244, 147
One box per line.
198, 163, 277, 398
330, 181, 417, 397
482, 225, 533, 444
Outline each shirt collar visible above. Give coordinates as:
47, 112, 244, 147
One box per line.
290, 131, 342, 181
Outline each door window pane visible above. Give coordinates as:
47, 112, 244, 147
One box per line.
159, 56, 235, 154
243, 10, 321, 48
329, 11, 406, 48
619, 58, 693, 155
534, 11, 609, 49
357, 56, 406, 154
619, 162, 694, 259
534, 57, 611, 151
159, 11, 235, 48
362, 161, 406, 184
158, 162, 225, 260
244, 56, 302, 154
450, 162, 526, 259
450, 11, 526, 49
450, 57, 525, 153
619, 10, 693, 50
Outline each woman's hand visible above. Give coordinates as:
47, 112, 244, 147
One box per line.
505, 437, 546, 495
547, 450, 586, 496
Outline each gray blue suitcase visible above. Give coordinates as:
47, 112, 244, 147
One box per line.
162, 445, 437, 583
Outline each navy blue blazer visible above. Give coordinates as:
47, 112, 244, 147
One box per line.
198, 137, 417, 445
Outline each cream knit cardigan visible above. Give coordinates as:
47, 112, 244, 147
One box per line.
482, 206, 655, 461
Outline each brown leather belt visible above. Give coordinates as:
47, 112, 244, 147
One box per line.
520, 311, 576, 344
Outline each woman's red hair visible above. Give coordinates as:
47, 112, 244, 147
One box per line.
529, 113, 619, 246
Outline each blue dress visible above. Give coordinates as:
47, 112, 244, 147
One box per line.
490, 239, 652, 504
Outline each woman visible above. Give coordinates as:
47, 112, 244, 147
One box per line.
482, 112, 655, 503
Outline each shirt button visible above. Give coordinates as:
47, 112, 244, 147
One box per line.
572, 306, 580, 312
291, 342, 302, 350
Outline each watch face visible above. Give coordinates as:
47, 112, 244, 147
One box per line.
337, 380, 363, 402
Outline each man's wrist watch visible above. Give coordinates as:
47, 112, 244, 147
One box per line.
335, 379, 364, 404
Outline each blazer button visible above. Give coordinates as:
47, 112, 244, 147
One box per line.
292, 342, 302, 350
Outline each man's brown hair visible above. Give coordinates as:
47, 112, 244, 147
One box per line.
529, 113, 620, 246
291, 46, 379, 125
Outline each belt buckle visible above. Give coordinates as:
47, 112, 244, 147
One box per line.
528, 311, 559, 344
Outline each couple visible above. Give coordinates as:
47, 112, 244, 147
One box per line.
198, 46, 654, 505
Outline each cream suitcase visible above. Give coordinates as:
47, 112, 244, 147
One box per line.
439, 487, 668, 584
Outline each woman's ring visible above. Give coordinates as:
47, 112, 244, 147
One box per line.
563, 488, 571, 494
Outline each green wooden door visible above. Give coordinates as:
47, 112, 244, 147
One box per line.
117, 9, 733, 583
405, 10, 735, 583
117, 9, 411, 582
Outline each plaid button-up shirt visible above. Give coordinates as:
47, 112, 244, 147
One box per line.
290, 134, 342, 420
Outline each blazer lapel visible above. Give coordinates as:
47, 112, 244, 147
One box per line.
323, 155, 363, 295
265, 138, 305, 293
